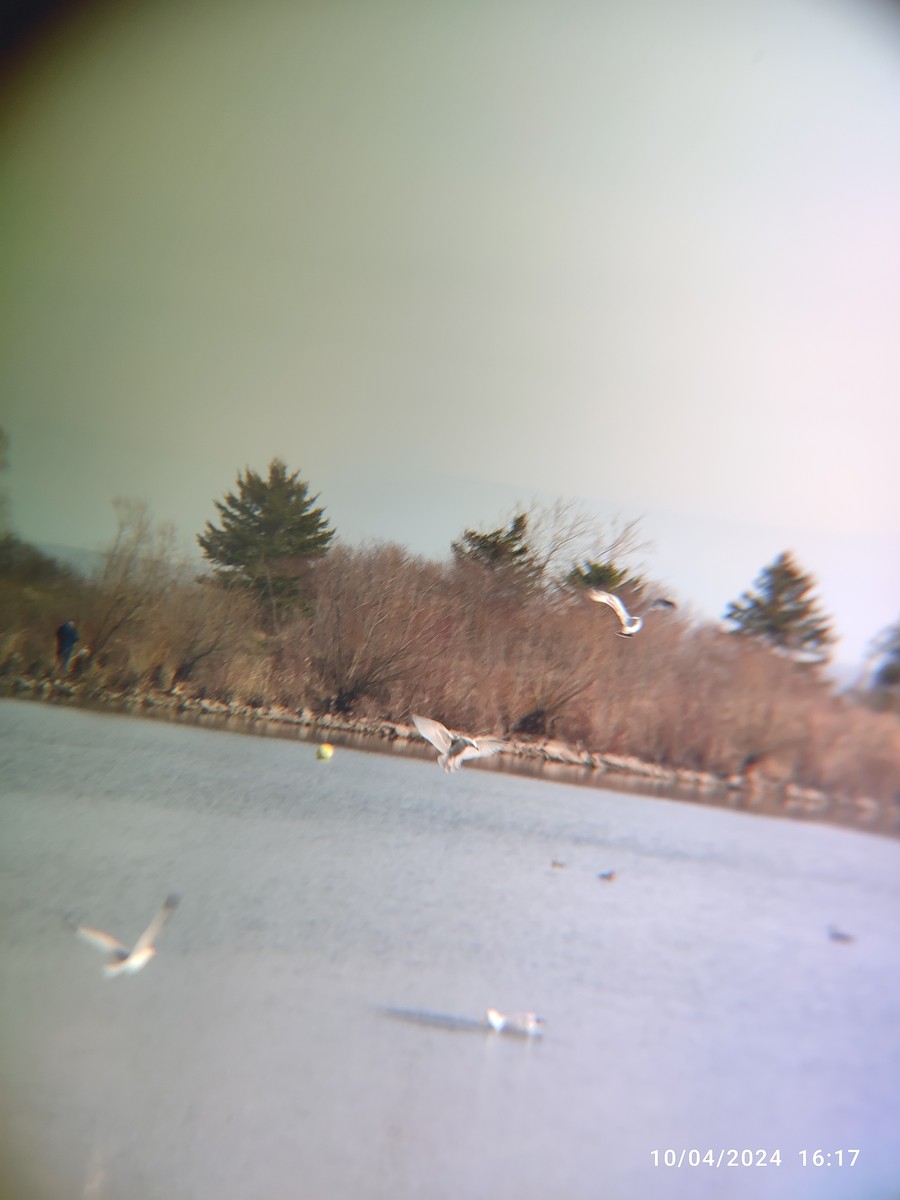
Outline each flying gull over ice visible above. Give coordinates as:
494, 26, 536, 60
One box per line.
74, 893, 181, 977
412, 714, 506, 773
589, 589, 676, 638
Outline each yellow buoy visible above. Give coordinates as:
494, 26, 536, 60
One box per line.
316, 743, 334, 761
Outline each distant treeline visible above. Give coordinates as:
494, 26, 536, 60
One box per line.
1, 491, 899, 809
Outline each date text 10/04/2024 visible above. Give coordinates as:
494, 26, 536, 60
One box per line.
650, 1149, 860, 1168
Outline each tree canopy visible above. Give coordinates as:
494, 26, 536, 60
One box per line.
451, 504, 647, 606
870, 617, 900, 689
566, 559, 634, 593
724, 551, 833, 660
197, 459, 334, 624
451, 512, 542, 593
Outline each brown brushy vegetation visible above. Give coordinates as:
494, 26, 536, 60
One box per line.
2, 506, 899, 811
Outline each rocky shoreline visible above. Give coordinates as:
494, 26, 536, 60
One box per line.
5, 674, 896, 838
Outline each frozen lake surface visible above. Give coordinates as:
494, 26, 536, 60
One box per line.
2, 698, 899, 1199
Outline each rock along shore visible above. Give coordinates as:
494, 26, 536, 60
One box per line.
4, 674, 895, 838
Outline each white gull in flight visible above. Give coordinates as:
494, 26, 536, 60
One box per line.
74, 893, 181, 977
412, 714, 506, 773
589, 589, 676, 638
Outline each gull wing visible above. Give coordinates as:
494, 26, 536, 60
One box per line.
772, 644, 825, 665
504, 1012, 545, 1035
412, 715, 453, 755
76, 926, 126, 955
131, 894, 180, 955
588, 589, 631, 628
484, 1008, 544, 1035
461, 738, 506, 762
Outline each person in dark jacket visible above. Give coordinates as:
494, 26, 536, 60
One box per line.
55, 620, 79, 671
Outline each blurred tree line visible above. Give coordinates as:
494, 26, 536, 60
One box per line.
1, 434, 898, 806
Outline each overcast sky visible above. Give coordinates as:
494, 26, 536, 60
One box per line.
2, 0, 899, 672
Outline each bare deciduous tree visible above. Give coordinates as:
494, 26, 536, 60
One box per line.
520, 500, 647, 589
89, 500, 178, 661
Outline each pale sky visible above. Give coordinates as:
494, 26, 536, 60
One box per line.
2, 0, 899, 673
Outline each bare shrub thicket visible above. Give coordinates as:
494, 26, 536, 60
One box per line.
0, 535, 88, 676
396, 564, 604, 736
0, 503, 263, 696
609, 629, 824, 777
3, 510, 898, 806
285, 543, 451, 715
82, 501, 259, 693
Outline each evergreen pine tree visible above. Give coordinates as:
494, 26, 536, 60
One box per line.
451, 513, 541, 593
724, 551, 833, 659
565, 559, 634, 593
870, 618, 900, 689
197, 459, 334, 625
